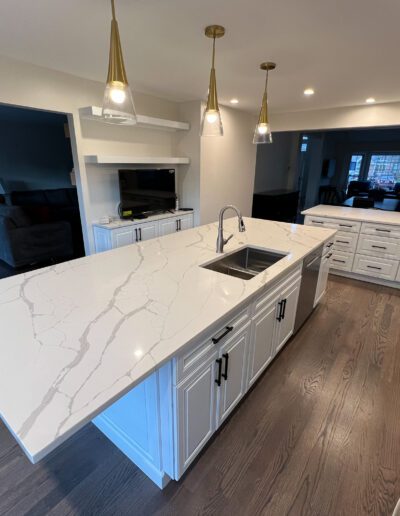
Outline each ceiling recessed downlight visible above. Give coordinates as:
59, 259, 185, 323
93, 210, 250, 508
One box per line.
304, 88, 315, 96
366, 97, 376, 104
230, 98, 239, 104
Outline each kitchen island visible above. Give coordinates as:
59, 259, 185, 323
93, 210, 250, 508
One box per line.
0, 217, 335, 488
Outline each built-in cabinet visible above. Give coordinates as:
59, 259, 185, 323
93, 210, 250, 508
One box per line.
92, 261, 312, 489
305, 214, 400, 286
93, 211, 194, 253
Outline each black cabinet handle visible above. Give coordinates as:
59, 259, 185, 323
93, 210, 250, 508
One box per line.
135, 228, 138, 241
339, 224, 353, 228
212, 326, 234, 344
376, 228, 390, 233
176, 220, 179, 231
179, 219, 182, 231
312, 220, 324, 224
326, 242, 333, 248
276, 301, 283, 321
215, 358, 223, 386
281, 299, 287, 320
367, 265, 382, 270
333, 258, 345, 263
371, 245, 387, 250
337, 240, 350, 244
222, 353, 229, 380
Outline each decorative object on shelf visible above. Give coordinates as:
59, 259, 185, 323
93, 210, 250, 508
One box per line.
102, 0, 137, 125
201, 25, 225, 137
253, 62, 276, 144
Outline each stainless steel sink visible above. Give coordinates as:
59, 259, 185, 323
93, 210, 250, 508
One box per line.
201, 246, 287, 280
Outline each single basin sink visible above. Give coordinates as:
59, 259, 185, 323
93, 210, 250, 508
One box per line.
201, 246, 287, 280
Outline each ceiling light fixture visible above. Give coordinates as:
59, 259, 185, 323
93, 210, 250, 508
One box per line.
253, 62, 276, 145
304, 88, 315, 96
201, 25, 225, 137
366, 97, 376, 104
230, 98, 239, 104
102, 0, 137, 125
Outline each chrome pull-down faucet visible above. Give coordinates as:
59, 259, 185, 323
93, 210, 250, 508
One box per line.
216, 205, 246, 253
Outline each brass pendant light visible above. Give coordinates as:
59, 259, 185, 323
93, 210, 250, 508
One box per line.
102, 0, 137, 125
201, 25, 225, 137
253, 62, 276, 144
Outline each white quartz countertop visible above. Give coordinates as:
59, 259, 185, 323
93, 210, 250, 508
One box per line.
93, 210, 193, 230
0, 217, 335, 463
302, 204, 400, 225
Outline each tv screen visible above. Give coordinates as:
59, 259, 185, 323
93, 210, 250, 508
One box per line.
118, 169, 176, 217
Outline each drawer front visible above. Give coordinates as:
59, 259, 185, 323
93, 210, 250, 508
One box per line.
330, 250, 354, 271
353, 254, 399, 281
357, 234, 400, 260
254, 264, 302, 313
334, 231, 359, 252
361, 222, 400, 239
175, 307, 250, 383
305, 215, 360, 233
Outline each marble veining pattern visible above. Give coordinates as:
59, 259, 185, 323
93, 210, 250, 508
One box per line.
302, 204, 400, 225
0, 217, 335, 463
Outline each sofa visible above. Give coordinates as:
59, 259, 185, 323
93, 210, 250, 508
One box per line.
0, 188, 82, 268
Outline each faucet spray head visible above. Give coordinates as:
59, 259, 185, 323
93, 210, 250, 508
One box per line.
239, 218, 246, 232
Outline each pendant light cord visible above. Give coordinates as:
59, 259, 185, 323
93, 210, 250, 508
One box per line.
212, 36, 216, 69
111, 0, 116, 20
264, 68, 269, 96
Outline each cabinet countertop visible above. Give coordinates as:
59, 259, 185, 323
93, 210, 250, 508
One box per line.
0, 217, 335, 464
93, 210, 194, 230
302, 204, 400, 225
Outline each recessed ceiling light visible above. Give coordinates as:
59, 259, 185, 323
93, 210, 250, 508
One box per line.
230, 98, 239, 104
366, 97, 376, 104
304, 88, 315, 96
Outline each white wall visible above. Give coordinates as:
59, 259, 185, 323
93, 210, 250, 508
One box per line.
0, 54, 186, 253
200, 105, 257, 224
270, 101, 400, 132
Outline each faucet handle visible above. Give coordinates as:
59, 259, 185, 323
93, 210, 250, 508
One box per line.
224, 234, 234, 245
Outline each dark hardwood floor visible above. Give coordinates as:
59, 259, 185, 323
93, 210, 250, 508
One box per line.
1, 276, 400, 516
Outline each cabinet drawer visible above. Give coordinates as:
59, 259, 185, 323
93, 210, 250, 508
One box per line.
254, 264, 301, 313
357, 234, 400, 260
305, 215, 360, 233
334, 231, 358, 252
353, 254, 399, 281
330, 250, 354, 271
361, 222, 400, 239
175, 307, 250, 384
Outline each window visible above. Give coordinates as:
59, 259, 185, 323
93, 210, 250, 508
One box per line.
300, 134, 308, 152
367, 154, 400, 190
347, 154, 363, 186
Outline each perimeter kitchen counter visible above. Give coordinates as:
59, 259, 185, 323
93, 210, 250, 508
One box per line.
0, 217, 335, 470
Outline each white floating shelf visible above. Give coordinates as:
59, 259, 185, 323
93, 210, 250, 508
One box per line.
85, 155, 190, 165
79, 106, 190, 132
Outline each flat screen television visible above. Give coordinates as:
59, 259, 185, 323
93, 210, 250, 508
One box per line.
118, 169, 176, 218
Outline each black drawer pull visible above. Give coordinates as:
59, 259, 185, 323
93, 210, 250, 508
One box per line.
212, 326, 234, 344
376, 228, 390, 232
326, 242, 333, 247
276, 301, 283, 321
281, 299, 287, 320
222, 353, 229, 380
325, 253, 333, 259
367, 265, 382, 270
337, 240, 350, 244
333, 259, 346, 263
312, 220, 324, 224
339, 224, 353, 228
371, 245, 387, 250
215, 358, 223, 386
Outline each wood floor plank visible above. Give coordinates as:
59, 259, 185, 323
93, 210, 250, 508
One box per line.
0, 276, 400, 516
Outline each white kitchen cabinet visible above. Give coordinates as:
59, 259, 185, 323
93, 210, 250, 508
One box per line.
137, 221, 158, 242
247, 296, 278, 387
111, 227, 137, 248
178, 214, 194, 232
217, 323, 251, 426
175, 355, 218, 476
274, 277, 301, 355
159, 218, 178, 236
314, 251, 332, 306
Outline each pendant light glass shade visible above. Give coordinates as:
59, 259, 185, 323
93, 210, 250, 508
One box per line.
201, 25, 225, 137
102, 0, 137, 125
253, 62, 276, 144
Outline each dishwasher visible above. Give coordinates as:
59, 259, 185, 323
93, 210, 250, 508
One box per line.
294, 245, 323, 332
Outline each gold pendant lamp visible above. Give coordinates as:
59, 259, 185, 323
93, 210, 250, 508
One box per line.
253, 62, 276, 144
201, 25, 225, 137
102, 0, 137, 125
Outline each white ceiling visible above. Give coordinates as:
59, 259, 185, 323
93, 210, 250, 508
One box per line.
0, 0, 399, 114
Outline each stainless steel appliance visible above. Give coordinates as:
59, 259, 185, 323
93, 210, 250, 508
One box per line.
294, 245, 323, 332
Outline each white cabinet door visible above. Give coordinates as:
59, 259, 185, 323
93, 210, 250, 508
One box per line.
112, 227, 137, 248
275, 278, 301, 355
216, 324, 250, 427
314, 252, 331, 306
178, 214, 194, 232
159, 218, 178, 236
247, 297, 278, 388
137, 221, 158, 242
176, 355, 218, 478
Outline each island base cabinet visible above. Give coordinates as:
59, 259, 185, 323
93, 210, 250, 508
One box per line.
274, 277, 301, 355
